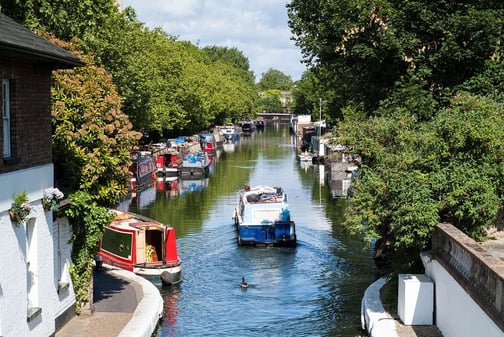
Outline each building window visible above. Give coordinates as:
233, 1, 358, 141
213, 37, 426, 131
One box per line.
2, 79, 11, 158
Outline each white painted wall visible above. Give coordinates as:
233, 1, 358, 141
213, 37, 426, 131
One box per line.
52, 216, 76, 319
0, 164, 76, 337
421, 253, 502, 337
360, 277, 399, 337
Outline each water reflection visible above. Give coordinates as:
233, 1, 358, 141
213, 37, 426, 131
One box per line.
179, 177, 209, 195
122, 126, 376, 337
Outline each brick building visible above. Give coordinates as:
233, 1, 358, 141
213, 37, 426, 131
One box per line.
0, 13, 84, 337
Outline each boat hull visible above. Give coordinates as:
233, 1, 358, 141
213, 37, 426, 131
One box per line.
130, 153, 156, 192
237, 221, 296, 247
157, 167, 179, 177
180, 152, 210, 178
134, 263, 182, 285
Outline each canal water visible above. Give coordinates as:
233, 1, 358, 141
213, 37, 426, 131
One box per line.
123, 125, 376, 337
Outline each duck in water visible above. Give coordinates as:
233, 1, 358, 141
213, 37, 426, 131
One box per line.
240, 276, 248, 288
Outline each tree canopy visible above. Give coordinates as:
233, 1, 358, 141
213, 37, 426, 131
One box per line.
1, 0, 259, 134
289, 0, 504, 273
50, 36, 141, 206
339, 94, 504, 271
288, 0, 504, 114
257, 68, 293, 91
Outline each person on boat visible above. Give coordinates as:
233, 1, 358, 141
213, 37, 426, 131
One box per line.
244, 183, 250, 191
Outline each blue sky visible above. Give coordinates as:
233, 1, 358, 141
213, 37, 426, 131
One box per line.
121, 0, 306, 82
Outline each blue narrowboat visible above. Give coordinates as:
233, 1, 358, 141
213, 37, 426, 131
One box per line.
232, 185, 296, 247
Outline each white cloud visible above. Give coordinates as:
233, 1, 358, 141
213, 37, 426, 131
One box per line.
122, 0, 305, 81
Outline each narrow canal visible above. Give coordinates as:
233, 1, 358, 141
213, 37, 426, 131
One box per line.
123, 125, 377, 337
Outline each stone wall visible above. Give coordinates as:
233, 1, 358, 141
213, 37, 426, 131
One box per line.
432, 223, 504, 332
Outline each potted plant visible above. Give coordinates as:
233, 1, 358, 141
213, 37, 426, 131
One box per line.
42, 187, 64, 211
10, 191, 32, 226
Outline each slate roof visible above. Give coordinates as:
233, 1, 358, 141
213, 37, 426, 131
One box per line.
0, 13, 84, 68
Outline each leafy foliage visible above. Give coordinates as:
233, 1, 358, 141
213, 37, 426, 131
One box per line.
87, 9, 259, 132
50, 36, 141, 206
202, 45, 256, 84
2, 1, 259, 133
0, 0, 119, 41
64, 191, 114, 313
340, 94, 504, 272
257, 68, 293, 91
288, 0, 504, 113
289, 0, 504, 274
258, 89, 284, 114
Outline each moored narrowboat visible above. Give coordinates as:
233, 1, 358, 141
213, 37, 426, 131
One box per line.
98, 210, 182, 285
180, 151, 210, 178
156, 151, 182, 177
200, 133, 217, 155
130, 151, 156, 192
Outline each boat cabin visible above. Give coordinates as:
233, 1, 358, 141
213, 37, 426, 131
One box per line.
99, 211, 182, 285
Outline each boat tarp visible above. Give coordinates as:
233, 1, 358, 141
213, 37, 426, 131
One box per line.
243, 203, 289, 226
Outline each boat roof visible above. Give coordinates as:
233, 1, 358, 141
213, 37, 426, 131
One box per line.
242, 195, 290, 224
108, 210, 169, 230
240, 185, 286, 204
110, 219, 166, 231
244, 185, 281, 194
200, 133, 215, 140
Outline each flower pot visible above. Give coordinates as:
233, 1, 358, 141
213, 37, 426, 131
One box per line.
42, 199, 51, 211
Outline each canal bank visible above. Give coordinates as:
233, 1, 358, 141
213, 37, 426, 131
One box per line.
361, 277, 443, 337
363, 223, 504, 337
56, 265, 163, 337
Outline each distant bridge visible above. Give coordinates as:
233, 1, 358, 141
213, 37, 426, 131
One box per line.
257, 112, 293, 124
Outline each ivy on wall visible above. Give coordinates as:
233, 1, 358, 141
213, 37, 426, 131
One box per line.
63, 191, 113, 313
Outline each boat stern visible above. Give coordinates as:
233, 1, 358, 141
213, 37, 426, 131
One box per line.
238, 221, 296, 247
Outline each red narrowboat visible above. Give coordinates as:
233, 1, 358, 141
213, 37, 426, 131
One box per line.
98, 210, 182, 285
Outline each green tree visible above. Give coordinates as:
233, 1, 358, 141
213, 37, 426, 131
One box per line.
291, 70, 342, 122
50, 37, 141, 206
288, 0, 504, 275
291, 71, 317, 115
456, 51, 504, 104
202, 45, 256, 84
258, 90, 284, 114
339, 94, 504, 272
210, 61, 259, 123
257, 68, 293, 91
288, 0, 504, 112
0, 0, 120, 40
2, 1, 260, 134
88, 12, 188, 132
85, 8, 259, 133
